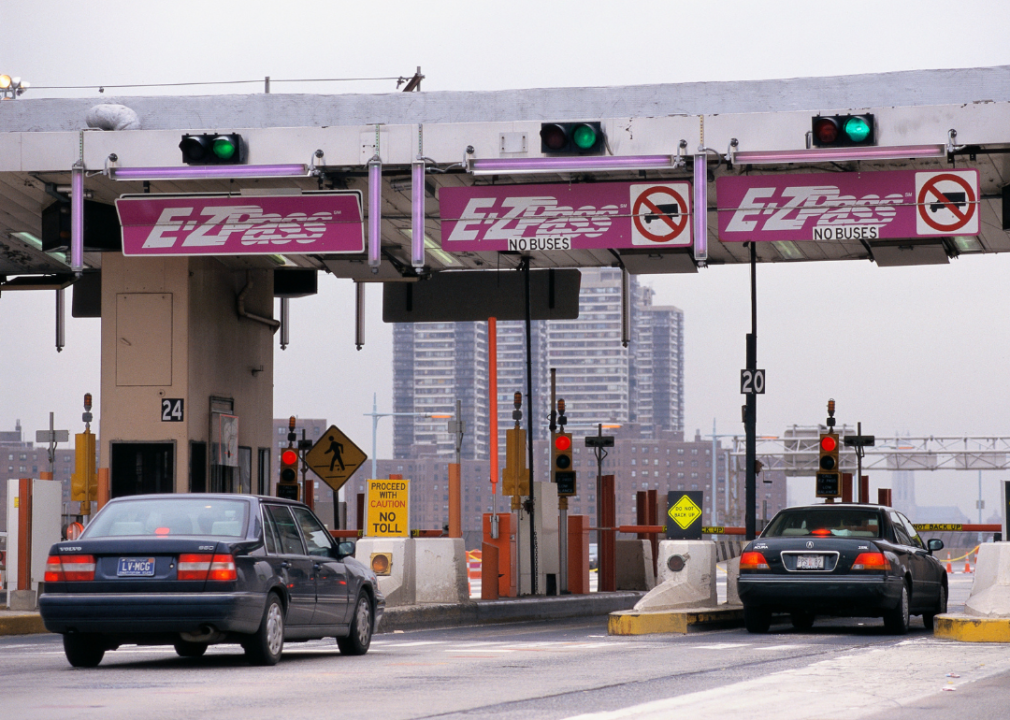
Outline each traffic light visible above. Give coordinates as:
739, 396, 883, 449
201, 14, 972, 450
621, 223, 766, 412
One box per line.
816, 432, 841, 498
70, 431, 97, 509
811, 115, 875, 148
540, 122, 605, 155
277, 448, 299, 500
552, 432, 576, 496
179, 133, 246, 165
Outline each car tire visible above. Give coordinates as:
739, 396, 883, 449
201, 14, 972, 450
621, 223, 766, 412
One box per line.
923, 584, 947, 631
883, 581, 910, 635
790, 612, 815, 631
63, 633, 105, 668
174, 640, 209, 658
244, 592, 285, 666
337, 592, 373, 655
744, 606, 771, 634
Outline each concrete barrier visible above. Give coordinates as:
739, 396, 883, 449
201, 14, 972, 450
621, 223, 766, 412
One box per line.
935, 542, 1010, 642
615, 540, 656, 592
634, 540, 717, 611
726, 556, 741, 606
355, 537, 416, 607
414, 538, 469, 604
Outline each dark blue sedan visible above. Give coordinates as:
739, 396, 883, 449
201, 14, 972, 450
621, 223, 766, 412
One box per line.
40, 494, 384, 667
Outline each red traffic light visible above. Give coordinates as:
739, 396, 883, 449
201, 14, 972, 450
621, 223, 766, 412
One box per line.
554, 435, 572, 451
281, 449, 298, 465
820, 435, 837, 452
813, 118, 839, 145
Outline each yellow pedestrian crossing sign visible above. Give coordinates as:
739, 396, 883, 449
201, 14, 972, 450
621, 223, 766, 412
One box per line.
304, 425, 368, 493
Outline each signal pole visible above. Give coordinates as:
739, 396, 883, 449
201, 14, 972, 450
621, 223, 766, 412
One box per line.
744, 242, 758, 540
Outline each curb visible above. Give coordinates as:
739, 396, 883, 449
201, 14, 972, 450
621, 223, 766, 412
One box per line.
608, 605, 744, 635
934, 614, 1010, 642
0, 614, 49, 636
379, 592, 646, 633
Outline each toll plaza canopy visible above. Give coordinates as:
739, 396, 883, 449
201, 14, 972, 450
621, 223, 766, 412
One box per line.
2, 64, 1010, 287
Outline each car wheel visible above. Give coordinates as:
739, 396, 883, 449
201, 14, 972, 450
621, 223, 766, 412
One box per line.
883, 581, 910, 635
923, 584, 947, 631
744, 606, 771, 634
174, 640, 208, 658
244, 592, 285, 666
790, 612, 815, 631
337, 592, 373, 655
63, 633, 105, 668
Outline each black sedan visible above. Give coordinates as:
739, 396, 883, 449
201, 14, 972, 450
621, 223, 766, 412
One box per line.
737, 504, 946, 634
39, 494, 384, 667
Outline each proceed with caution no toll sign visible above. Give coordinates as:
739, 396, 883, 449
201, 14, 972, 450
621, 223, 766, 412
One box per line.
366, 479, 410, 537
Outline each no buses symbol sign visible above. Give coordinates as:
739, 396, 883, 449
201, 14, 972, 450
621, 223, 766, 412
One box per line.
915, 170, 979, 236
630, 183, 692, 247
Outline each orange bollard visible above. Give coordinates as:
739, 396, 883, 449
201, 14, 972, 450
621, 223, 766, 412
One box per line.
946, 552, 953, 574
965, 555, 972, 574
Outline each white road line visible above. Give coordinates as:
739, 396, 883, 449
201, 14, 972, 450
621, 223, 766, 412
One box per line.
564, 638, 1010, 720
690, 643, 752, 650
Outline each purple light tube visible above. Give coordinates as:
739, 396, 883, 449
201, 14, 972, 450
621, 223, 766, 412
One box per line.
693, 153, 707, 263
734, 144, 945, 165
71, 164, 84, 272
411, 161, 425, 270
368, 160, 382, 268
471, 154, 673, 175
111, 164, 308, 180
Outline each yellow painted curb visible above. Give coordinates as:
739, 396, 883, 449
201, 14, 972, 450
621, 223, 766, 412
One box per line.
609, 607, 744, 636
935, 614, 1010, 643
0, 614, 49, 636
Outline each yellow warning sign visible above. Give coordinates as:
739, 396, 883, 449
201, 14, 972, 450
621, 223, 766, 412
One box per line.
668, 495, 702, 530
304, 425, 368, 493
366, 478, 410, 537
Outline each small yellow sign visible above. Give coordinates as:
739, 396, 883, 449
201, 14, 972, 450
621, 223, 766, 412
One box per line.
701, 526, 726, 534
366, 478, 410, 537
913, 523, 963, 532
304, 425, 368, 493
668, 495, 703, 530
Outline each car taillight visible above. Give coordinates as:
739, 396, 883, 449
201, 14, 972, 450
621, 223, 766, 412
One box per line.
208, 554, 237, 582
851, 552, 891, 571
740, 551, 770, 570
44, 554, 96, 582
178, 553, 237, 581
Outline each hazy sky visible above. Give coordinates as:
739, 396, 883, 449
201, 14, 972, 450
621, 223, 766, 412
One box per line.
3, 0, 1010, 515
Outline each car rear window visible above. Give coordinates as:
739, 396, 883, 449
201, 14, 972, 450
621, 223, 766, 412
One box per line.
84, 499, 250, 538
762, 508, 882, 538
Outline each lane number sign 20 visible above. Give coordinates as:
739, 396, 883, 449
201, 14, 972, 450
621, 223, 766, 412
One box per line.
740, 369, 766, 395
161, 398, 184, 422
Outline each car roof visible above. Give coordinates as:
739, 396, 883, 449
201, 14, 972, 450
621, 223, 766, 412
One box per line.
103, 493, 307, 508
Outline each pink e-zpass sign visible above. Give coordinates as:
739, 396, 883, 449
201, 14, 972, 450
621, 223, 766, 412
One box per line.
440, 181, 693, 252
116, 191, 365, 256
717, 169, 979, 242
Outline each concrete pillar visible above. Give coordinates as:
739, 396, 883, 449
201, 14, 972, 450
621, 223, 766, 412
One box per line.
99, 254, 275, 495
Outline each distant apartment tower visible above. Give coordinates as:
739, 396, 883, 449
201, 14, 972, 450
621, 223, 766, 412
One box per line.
391, 268, 684, 459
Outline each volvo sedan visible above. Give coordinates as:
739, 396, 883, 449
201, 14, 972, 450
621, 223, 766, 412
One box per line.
40, 494, 384, 667
737, 504, 946, 634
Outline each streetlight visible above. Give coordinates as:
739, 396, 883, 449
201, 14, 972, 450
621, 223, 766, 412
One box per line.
363, 392, 450, 480
0, 75, 29, 100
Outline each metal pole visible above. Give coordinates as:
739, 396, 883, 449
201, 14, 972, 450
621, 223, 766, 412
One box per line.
355, 283, 365, 351
745, 242, 757, 540
371, 393, 379, 481
711, 418, 717, 525
279, 297, 290, 350
857, 421, 863, 498
488, 317, 499, 537
524, 259, 537, 594
55, 289, 65, 353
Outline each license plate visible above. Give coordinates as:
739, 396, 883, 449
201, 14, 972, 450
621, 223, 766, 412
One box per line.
796, 554, 824, 570
117, 557, 156, 577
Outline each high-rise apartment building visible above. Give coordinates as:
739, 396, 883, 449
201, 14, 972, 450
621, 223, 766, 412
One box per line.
391, 268, 684, 459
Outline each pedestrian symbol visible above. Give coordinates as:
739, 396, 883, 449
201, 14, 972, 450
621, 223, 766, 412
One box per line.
304, 425, 367, 493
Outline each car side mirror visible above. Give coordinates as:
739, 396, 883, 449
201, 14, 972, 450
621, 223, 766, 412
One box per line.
334, 540, 356, 560
927, 538, 944, 553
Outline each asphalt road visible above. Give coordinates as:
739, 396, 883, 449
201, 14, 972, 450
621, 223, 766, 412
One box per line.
2, 575, 999, 720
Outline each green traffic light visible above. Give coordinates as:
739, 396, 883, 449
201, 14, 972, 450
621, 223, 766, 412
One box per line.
843, 117, 871, 143
572, 124, 597, 150
212, 136, 237, 160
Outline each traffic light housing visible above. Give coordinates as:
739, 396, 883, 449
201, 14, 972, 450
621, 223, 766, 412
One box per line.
540, 122, 605, 155
816, 432, 841, 498
179, 133, 246, 165
811, 115, 875, 148
70, 431, 97, 510
552, 432, 576, 496
277, 447, 299, 500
